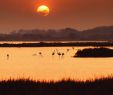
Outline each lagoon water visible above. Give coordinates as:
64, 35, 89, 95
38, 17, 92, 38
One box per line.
0, 46, 113, 81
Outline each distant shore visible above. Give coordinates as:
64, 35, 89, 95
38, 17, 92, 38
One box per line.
0, 41, 113, 47
0, 77, 113, 95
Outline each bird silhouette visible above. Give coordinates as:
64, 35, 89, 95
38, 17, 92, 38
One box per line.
67, 49, 70, 52
72, 47, 75, 50
52, 52, 55, 56
7, 54, 9, 60
39, 52, 43, 57
57, 52, 61, 57
62, 53, 65, 56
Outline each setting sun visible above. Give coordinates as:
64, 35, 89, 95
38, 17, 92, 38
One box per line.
37, 5, 50, 16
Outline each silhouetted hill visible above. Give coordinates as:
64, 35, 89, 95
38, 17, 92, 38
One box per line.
0, 26, 113, 41
82, 26, 113, 41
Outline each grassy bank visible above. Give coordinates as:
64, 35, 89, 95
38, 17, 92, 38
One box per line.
0, 77, 113, 95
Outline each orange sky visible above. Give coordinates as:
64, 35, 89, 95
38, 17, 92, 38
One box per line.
0, 0, 113, 33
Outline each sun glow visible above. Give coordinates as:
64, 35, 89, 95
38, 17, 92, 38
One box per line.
37, 5, 50, 16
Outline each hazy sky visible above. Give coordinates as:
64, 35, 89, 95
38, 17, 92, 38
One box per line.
0, 0, 113, 33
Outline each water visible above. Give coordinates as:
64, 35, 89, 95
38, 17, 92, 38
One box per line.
0, 47, 113, 81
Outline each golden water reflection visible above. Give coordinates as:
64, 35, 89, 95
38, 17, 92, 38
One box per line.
0, 47, 113, 81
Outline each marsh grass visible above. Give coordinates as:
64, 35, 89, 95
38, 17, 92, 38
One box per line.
0, 77, 113, 95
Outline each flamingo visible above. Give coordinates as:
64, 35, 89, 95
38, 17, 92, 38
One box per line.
7, 54, 9, 60
57, 52, 61, 57
66, 49, 70, 53
39, 52, 42, 56
52, 52, 55, 56
72, 47, 75, 50
62, 53, 65, 56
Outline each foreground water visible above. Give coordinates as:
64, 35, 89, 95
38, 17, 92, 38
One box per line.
0, 47, 113, 81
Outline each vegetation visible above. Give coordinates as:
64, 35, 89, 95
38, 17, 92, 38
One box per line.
75, 47, 113, 57
0, 77, 113, 95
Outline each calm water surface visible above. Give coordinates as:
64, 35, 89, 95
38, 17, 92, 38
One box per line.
0, 47, 113, 81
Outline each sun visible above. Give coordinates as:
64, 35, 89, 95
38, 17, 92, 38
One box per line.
37, 5, 50, 16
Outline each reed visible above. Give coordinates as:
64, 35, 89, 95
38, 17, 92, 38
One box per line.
0, 77, 113, 95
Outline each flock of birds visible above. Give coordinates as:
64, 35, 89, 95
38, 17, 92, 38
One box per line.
33, 47, 75, 58
6, 47, 75, 60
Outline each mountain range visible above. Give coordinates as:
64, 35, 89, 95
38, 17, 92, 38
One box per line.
0, 26, 113, 41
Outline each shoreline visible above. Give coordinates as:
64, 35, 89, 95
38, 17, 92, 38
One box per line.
0, 42, 113, 47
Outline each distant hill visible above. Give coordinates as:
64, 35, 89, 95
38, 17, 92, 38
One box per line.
0, 26, 113, 41
82, 26, 113, 41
